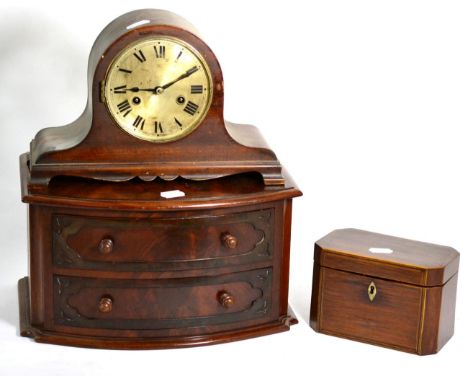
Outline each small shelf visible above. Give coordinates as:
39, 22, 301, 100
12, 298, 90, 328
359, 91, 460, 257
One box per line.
20, 154, 301, 211
46, 172, 265, 201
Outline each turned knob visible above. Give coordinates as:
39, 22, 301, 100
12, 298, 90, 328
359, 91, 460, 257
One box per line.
98, 297, 113, 313
218, 291, 234, 308
98, 238, 114, 254
221, 233, 238, 249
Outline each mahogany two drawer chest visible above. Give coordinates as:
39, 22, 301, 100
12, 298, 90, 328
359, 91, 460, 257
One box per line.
19, 158, 301, 349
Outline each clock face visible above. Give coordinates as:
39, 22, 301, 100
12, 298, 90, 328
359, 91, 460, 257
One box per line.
104, 36, 213, 143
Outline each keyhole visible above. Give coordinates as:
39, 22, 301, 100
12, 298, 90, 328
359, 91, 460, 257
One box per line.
368, 281, 377, 302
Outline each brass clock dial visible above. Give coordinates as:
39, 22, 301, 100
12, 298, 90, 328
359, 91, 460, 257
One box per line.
104, 36, 213, 142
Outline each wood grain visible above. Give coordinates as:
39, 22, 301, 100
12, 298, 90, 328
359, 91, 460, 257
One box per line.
27, 10, 285, 188
311, 229, 459, 355
315, 228, 459, 286
53, 209, 272, 271
318, 267, 422, 352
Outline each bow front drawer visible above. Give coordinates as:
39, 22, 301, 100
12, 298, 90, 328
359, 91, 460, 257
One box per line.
53, 268, 273, 331
53, 209, 273, 271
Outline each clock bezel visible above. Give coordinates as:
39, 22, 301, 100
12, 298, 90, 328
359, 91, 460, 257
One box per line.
103, 35, 214, 143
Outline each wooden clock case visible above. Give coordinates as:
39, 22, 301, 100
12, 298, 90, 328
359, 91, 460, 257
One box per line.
27, 9, 285, 189
18, 9, 302, 349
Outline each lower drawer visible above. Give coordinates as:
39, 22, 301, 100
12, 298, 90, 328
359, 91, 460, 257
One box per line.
53, 268, 272, 330
317, 267, 424, 352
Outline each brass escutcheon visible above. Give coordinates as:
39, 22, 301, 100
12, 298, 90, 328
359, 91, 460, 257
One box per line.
368, 281, 377, 302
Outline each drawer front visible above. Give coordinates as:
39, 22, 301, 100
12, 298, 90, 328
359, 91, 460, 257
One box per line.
53, 268, 272, 330
318, 268, 424, 352
53, 209, 273, 271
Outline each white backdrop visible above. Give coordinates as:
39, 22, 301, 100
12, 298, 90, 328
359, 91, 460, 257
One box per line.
0, 0, 467, 378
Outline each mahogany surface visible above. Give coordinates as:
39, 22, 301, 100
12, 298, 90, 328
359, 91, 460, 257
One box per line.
20, 158, 301, 348
19, 276, 298, 350
53, 211, 269, 269
310, 229, 459, 355
315, 228, 459, 285
28, 9, 284, 189
318, 267, 423, 353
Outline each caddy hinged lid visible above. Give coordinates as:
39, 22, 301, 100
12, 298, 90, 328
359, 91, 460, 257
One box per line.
314, 229, 459, 287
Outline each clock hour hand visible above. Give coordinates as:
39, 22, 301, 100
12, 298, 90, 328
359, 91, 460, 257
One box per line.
160, 66, 199, 90
125, 87, 154, 92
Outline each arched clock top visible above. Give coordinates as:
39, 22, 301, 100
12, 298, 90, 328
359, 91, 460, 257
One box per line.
28, 9, 285, 190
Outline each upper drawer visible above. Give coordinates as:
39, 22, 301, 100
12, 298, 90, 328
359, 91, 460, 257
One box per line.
53, 209, 273, 271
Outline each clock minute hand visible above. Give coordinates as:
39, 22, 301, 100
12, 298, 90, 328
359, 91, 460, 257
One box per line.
122, 66, 199, 94
160, 66, 199, 90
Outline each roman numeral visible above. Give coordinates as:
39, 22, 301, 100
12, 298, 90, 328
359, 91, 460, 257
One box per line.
154, 45, 166, 59
191, 85, 203, 94
175, 50, 183, 62
113, 85, 126, 94
133, 49, 146, 63
117, 100, 132, 116
154, 121, 164, 134
133, 115, 145, 129
119, 68, 132, 74
183, 101, 199, 116
174, 117, 182, 127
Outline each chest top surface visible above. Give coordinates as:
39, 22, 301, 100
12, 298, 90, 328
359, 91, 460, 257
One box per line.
315, 229, 459, 286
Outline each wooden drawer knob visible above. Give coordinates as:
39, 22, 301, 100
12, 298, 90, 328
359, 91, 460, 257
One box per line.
98, 297, 113, 313
221, 233, 238, 249
98, 238, 114, 254
218, 291, 234, 308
